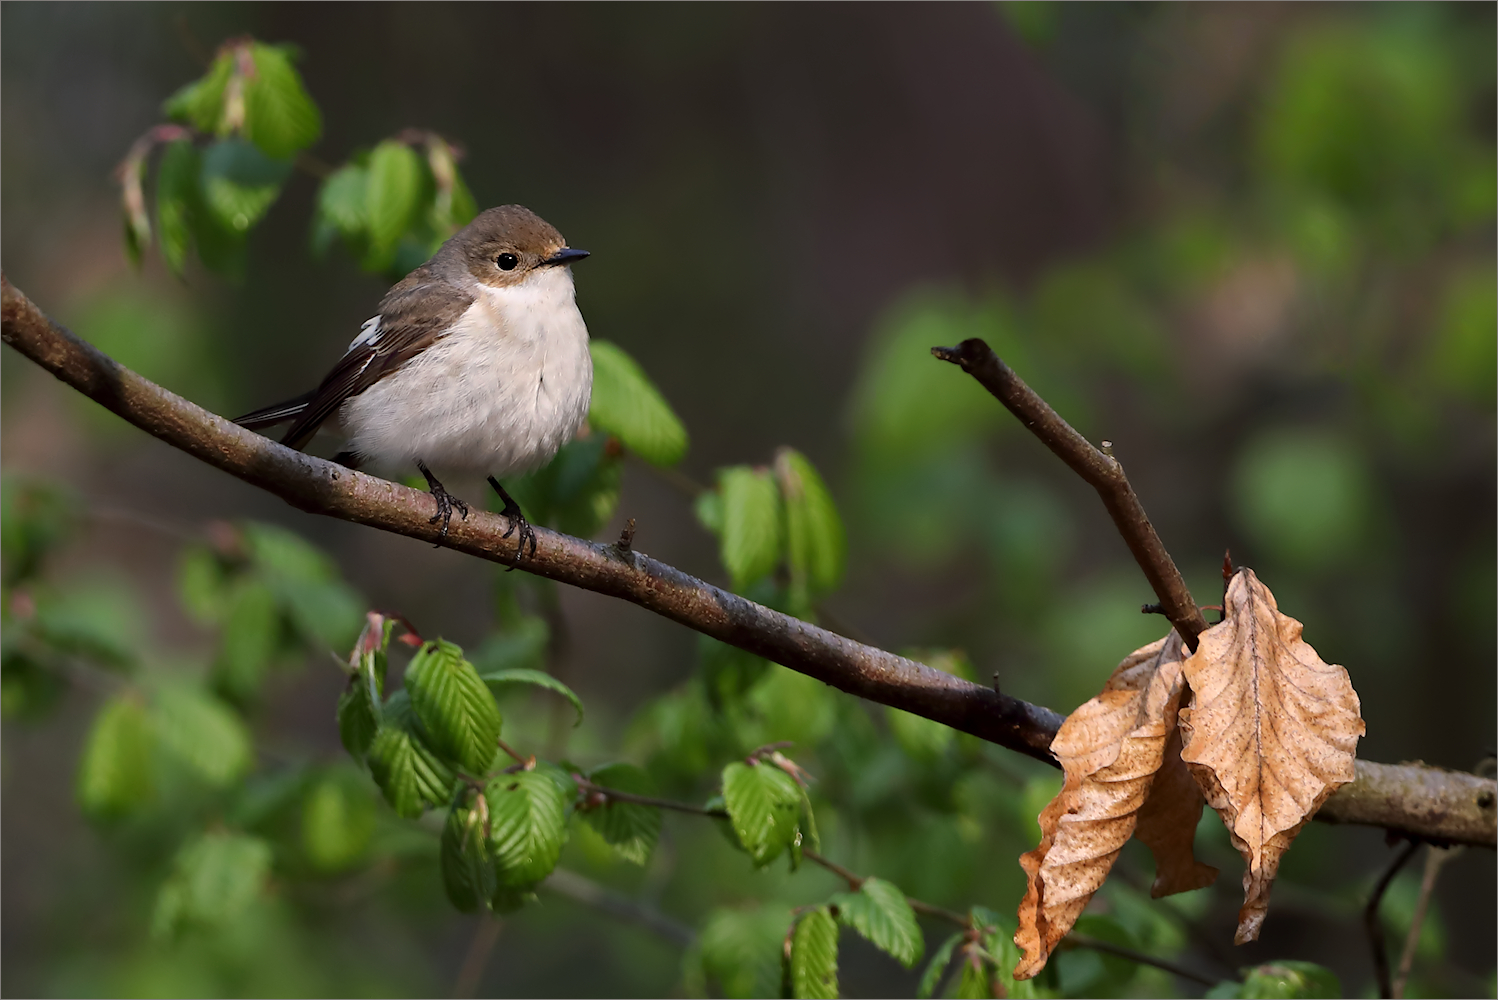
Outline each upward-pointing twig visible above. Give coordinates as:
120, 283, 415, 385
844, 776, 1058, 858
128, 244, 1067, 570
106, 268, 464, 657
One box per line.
931, 339, 1209, 651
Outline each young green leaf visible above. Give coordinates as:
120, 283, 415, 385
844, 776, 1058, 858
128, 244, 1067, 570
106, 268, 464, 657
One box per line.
155, 139, 200, 276
970, 906, 1039, 1000
198, 138, 292, 234
242, 43, 321, 159
955, 950, 995, 1000
152, 683, 253, 787
212, 577, 280, 703
580, 762, 662, 866
366, 697, 456, 818
442, 797, 499, 912
480, 667, 584, 726
692, 906, 792, 999
312, 161, 368, 255
789, 907, 840, 999
1236, 961, 1341, 999
162, 49, 234, 132
404, 639, 502, 774
917, 932, 963, 1000
831, 877, 923, 969
717, 466, 783, 591
485, 769, 569, 887
337, 668, 381, 759
886, 705, 956, 763
365, 139, 425, 258
586, 340, 689, 467
301, 773, 375, 872
152, 831, 272, 940
77, 695, 155, 817
721, 760, 802, 866
776, 448, 846, 604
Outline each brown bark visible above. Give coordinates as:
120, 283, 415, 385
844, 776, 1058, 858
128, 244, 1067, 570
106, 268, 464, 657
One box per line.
4, 277, 1493, 848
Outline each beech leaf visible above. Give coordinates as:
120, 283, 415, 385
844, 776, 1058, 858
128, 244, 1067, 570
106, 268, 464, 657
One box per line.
1014, 631, 1207, 979
1178, 568, 1364, 944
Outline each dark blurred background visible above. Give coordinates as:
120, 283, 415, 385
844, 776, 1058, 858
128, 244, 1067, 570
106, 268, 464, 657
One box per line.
3, 3, 1493, 997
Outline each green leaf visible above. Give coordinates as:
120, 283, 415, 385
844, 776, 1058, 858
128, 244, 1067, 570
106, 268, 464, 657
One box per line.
301, 772, 375, 872
365, 139, 425, 259
312, 162, 368, 255
955, 951, 995, 999
917, 932, 963, 999
31, 580, 143, 670
692, 906, 791, 999
480, 667, 583, 726
442, 797, 498, 912
198, 138, 292, 234
176, 545, 229, 626
1238, 961, 1341, 999
155, 139, 199, 276
970, 906, 1039, 1000
789, 907, 839, 999
776, 449, 846, 604
366, 701, 456, 818
405, 639, 502, 774
337, 658, 382, 759
163, 50, 234, 132
152, 831, 272, 940
485, 769, 569, 887
212, 577, 280, 703
586, 340, 689, 467
242, 522, 364, 649
831, 877, 923, 969
242, 43, 321, 159
152, 683, 253, 787
77, 696, 155, 817
468, 616, 550, 675
887, 706, 955, 763
1, 477, 76, 587
717, 466, 783, 591
721, 760, 802, 866
580, 762, 661, 866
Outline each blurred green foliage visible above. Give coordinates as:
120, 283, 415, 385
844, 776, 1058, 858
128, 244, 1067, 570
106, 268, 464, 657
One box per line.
5, 4, 1494, 998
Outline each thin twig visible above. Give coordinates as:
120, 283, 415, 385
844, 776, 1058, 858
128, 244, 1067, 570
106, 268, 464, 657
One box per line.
541, 868, 696, 948
576, 779, 726, 817
1391, 845, 1462, 999
803, 849, 969, 927
1365, 838, 1421, 999
452, 913, 503, 999
1061, 932, 1217, 988
931, 339, 1209, 651
4, 278, 1494, 847
495, 737, 529, 766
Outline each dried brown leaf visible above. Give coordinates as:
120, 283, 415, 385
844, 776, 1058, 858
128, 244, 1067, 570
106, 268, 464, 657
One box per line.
1014, 631, 1195, 980
1179, 568, 1364, 944
1133, 724, 1218, 898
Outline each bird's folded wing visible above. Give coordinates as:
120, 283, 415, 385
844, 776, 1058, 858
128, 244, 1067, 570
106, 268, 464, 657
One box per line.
280, 276, 476, 451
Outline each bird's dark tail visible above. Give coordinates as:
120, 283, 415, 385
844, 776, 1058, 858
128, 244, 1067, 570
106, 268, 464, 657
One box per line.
234, 392, 314, 431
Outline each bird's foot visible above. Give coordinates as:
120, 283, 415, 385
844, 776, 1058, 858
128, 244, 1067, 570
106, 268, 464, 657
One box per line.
417, 462, 469, 543
487, 476, 537, 564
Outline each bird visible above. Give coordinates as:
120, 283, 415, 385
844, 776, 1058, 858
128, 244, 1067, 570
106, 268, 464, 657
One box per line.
234, 204, 593, 559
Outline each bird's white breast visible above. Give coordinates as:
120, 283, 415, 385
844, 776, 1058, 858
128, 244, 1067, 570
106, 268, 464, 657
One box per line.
340, 267, 593, 478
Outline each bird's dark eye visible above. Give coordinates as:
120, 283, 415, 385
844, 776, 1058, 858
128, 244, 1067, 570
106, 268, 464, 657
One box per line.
496, 253, 518, 271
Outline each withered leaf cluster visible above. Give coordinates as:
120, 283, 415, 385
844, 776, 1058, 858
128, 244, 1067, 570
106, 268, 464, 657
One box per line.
1014, 569, 1365, 979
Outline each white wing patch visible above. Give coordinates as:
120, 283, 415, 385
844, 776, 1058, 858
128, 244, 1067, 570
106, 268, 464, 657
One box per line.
346, 315, 382, 353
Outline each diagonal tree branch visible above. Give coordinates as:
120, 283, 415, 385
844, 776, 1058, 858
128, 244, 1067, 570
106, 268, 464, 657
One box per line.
3, 277, 1493, 848
931, 339, 1210, 651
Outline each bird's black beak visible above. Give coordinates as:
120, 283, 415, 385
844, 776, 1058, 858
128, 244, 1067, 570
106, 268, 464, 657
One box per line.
543, 247, 590, 266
